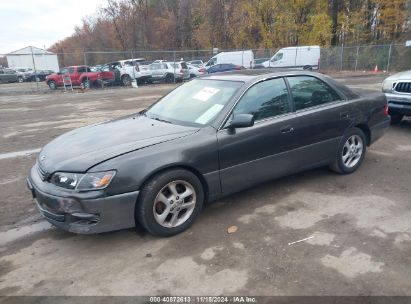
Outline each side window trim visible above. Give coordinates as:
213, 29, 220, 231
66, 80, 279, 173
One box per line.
220, 76, 293, 129
285, 75, 346, 113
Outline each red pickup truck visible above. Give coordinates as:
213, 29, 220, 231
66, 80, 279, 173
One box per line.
46, 66, 115, 90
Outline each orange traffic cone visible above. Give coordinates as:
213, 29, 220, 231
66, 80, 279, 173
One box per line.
373, 65, 379, 74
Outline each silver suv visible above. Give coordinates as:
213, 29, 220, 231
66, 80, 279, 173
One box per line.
149, 61, 190, 83
382, 70, 411, 124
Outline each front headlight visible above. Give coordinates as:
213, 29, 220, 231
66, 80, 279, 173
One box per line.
382, 80, 395, 93
50, 171, 116, 191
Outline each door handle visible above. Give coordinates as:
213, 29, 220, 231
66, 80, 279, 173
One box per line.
280, 125, 294, 134
340, 112, 352, 119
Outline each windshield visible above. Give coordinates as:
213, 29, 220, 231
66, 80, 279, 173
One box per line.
146, 79, 243, 126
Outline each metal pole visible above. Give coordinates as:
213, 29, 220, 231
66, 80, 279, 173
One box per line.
173, 51, 176, 84
354, 46, 359, 72
387, 43, 392, 73
30, 47, 39, 91
131, 50, 137, 87
294, 47, 298, 68
340, 44, 344, 71
269, 49, 272, 68
83, 52, 89, 89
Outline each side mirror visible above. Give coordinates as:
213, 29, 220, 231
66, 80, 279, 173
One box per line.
228, 114, 254, 129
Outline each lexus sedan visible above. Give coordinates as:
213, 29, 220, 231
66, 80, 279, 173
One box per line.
27, 70, 390, 236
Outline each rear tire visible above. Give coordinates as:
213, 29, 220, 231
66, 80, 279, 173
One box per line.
330, 127, 366, 174
18, 77, 24, 83
136, 169, 204, 237
122, 75, 132, 86
82, 79, 91, 89
390, 114, 403, 125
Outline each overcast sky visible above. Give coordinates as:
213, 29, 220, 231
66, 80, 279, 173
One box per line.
0, 0, 104, 54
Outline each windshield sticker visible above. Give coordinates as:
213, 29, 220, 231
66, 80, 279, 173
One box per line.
195, 104, 224, 124
193, 87, 220, 101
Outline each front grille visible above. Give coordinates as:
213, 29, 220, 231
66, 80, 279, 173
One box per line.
36, 163, 48, 181
395, 82, 411, 93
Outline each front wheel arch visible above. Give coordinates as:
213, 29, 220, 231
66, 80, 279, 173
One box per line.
135, 167, 206, 236
135, 165, 209, 208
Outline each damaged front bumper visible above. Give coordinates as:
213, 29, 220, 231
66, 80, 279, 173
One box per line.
27, 165, 139, 234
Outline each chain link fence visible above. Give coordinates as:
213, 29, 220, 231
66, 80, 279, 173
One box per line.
319, 44, 411, 72
1, 43, 410, 93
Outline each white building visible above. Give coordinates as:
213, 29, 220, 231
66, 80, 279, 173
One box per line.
6, 46, 59, 72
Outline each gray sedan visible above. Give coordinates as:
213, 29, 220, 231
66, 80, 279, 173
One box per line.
0, 68, 18, 83
27, 70, 390, 236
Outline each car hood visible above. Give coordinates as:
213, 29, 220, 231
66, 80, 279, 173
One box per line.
385, 70, 411, 81
38, 115, 199, 173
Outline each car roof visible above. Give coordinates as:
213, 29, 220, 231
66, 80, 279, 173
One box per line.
199, 69, 357, 99
200, 68, 322, 82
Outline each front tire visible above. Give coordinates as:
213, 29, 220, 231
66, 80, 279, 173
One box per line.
122, 75, 132, 86
165, 74, 174, 83
330, 127, 366, 174
48, 80, 57, 90
136, 169, 204, 236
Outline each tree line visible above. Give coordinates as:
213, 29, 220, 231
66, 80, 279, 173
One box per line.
50, 0, 410, 54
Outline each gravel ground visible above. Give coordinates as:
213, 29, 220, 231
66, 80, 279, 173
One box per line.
1, 75, 411, 297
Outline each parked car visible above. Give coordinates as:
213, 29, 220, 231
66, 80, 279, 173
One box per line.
206, 63, 241, 74
149, 61, 190, 83
14, 67, 34, 83
262, 46, 320, 70
104, 59, 152, 86
187, 60, 204, 67
24, 70, 54, 82
27, 70, 390, 236
382, 70, 411, 124
188, 64, 206, 78
0, 68, 18, 83
46, 66, 115, 89
253, 58, 270, 69
205, 50, 254, 69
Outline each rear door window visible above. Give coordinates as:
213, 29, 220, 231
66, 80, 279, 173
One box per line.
287, 76, 341, 111
233, 78, 291, 121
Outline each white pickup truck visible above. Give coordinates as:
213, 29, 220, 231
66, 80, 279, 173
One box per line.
104, 59, 152, 86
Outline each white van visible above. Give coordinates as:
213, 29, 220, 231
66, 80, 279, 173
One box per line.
262, 46, 320, 70
205, 50, 254, 69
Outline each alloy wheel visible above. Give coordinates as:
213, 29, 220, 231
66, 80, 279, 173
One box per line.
342, 135, 363, 168
153, 180, 196, 228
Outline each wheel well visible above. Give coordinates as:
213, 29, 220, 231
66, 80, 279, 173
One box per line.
355, 124, 371, 146
138, 165, 210, 203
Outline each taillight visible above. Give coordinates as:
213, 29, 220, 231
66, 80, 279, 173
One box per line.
235, 66, 241, 70
199, 68, 205, 73
384, 103, 389, 116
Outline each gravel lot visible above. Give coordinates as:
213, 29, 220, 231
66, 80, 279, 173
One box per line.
1, 74, 411, 296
